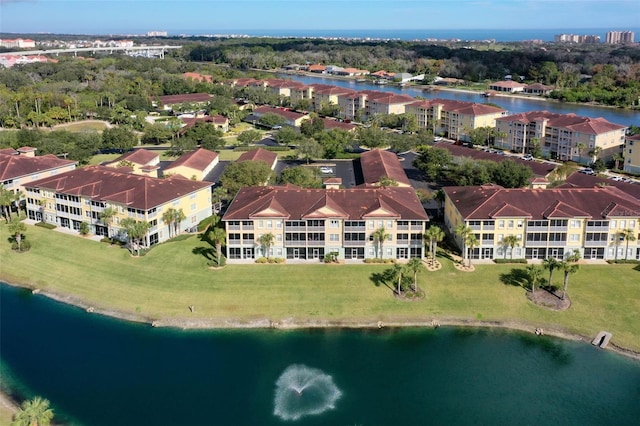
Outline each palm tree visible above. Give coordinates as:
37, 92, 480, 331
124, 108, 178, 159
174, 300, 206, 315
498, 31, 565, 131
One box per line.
575, 142, 586, 163
454, 224, 472, 263
212, 186, 228, 213
0, 184, 14, 222
162, 208, 176, 238
502, 235, 520, 259
99, 206, 118, 240
612, 152, 624, 171
560, 250, 581, 300
371, 227, 389, 259
121, 219, 151, 256
424, 225, 445, 264
8, 217, 27, 252
432, 189, 446, 219
259, 232, 275, 259
172, 208, 186, 236
12, 396, 54, 426
465, 233, 478, 268
614, 231, 622, 260
542, 257, 561, 288
619, 228, 637, 261
392, 263, 405, 295
588, 146, 602, 164
208, 226, 226, 266
406, 257, 423, 292
526, 264, 543, 295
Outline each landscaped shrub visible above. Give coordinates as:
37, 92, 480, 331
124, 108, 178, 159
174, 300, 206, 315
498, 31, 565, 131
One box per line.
233, 146, 289, 152
494, 258, 528, 264
255, 257, 268, 263
324, 252, 339, 263
364, 258, 396, 264
255, 257, 285, 264
35, 222, 56, 229
606, 259, 640, 264
11, 239, 31, 252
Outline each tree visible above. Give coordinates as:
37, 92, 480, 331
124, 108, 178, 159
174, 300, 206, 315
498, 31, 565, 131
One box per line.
619, 228, 637, 261
102, 126, 138, 151
78, 221, 90, 236
502, 235, 520, 259
560, 250, 581, 300
219, 160, 273, 195
391, 263, 405, 296
258, 113, 285, 128
542, 256, 561, 288
612, 152, 624, 171
412, 147, 453, 181
162, 208, 177, 238
296, 138, 323, 164
432, 189, 446, 219
212, 186, 228, 213
371, 227, 390, 259
454, 224, 472, 263
526, 264, 543, 295
8, 217, 27, 252
0, 184, 15, 222
99, 206, 118, 239
407, 257, 423, 292
465, 233, 478, 268
259, 232, 275, 259
236, 129, 262, 146
274, 126, 302, 146
279, 166, 322, 188
120, 218, 151, 256
12, 396, 54, 426
172, 208, 186, 236
424, 225, 445, 264
141, 123, 173, 145
208, 226, 227, 266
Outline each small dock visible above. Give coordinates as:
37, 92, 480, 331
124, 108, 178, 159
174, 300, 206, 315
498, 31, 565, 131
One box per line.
591, 331, 612, 348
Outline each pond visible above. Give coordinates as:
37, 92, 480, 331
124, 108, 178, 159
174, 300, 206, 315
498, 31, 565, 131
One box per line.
1, 283, 639, 426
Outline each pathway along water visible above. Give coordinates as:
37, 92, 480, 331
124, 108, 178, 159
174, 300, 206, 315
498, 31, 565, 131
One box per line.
1, 283, 639, 426
279, 74, 640, 126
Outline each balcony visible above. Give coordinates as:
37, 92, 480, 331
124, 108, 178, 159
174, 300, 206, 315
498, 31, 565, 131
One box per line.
306, 240, 325, 246
584, 240, 608, 247
585, 226, 609, 232
344, 226, 366, 232
343, 240, 366, 247
286, 225, 306, 232
525, 240, 548, 247
547, 240, 567, 247
227, 225, 241, 231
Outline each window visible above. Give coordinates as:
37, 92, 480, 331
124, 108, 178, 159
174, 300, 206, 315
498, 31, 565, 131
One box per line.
329, 234, 339, 242
570, 234, 580, 242
276, 234, 282, 241
330, 220, 339, 228
610, 220, 617, 229
276, 221, 282, 228
267, 220, 272, 229
387, 220, 393, 229
629, 220, 636, 229
517, 220, 523, 229
497, 234, 504, 242
570, 220, 580, 228
508, 220, 514, 228
498, 220, 505, 228
386, 248, 392, 256
620, 220, 626, 229
190, 193, 196, 200
258, 220, 264, 228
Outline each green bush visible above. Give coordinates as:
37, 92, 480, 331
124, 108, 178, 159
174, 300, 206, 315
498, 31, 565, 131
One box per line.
363, 258, 396, 264
324, 252, 339, 263
494, 258, 528, 264
11, 239, 31, 252
606, 259, 640, 264
35, 222, 56, 229
255, 257, 268, 263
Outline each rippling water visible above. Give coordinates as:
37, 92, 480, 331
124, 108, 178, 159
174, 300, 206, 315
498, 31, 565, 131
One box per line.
1, 283, 639, 426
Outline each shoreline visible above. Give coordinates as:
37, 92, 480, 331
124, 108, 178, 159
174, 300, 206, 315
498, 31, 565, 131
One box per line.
3, 280, 639, 362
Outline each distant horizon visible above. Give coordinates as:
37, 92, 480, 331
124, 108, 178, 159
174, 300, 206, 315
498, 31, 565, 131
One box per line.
1, 1, 638, 35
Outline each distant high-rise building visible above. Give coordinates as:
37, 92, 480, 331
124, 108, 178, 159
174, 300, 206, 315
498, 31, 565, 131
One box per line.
147, 31, 168, 37
554, 34, 600, 44
606, 31, 634, 44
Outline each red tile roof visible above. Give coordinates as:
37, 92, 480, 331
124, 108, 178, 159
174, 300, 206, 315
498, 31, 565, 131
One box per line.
223, 185, 428, 221
563, 172, 640, 201
181, 115, 228, 130
237, 148, 278, 166
26, 165, 212, 210
320, 118, 357, 131
182, 72, 213, 83
360, 149, 411, 186
165, 148, 218, 172
408, 98, 505, 116
0, 153, 76, 181
109, 149, 158, 166
496, 111, 626, 134
444, 185, 640, 220
253, 106, 308, 122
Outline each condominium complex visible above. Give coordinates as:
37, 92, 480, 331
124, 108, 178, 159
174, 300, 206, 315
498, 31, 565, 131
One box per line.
554, 34, 600, 43
222, 185, 428, 261
623, 134, 640, 174
606, 31, 635, 44
443, 184, 640, 261
495, 111, 627, 161
24, 166, 213, 246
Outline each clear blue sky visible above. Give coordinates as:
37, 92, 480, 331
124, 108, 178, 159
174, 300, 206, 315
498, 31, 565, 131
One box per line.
1, 0, 639, 35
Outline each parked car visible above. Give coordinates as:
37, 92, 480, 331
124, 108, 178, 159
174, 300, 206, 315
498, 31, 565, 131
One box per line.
320, 167, 333, 174
434, 137, 443, 142
579, 168, 595, 175
523, 154, 534, 161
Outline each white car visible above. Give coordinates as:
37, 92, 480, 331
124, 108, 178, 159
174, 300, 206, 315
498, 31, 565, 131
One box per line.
579, 168, 595, 175
434, 137, 443, 142
523, 154, 533, 161
320, 167, 333, 174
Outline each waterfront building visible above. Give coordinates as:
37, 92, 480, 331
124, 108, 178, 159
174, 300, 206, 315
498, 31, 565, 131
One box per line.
623, 134, 640, 174
443, 184, 640, 261
554, 34, 600, 43
488, 81, 526, 93
606, 31, 635, 44
495, 111, 627, 161
405, 99, 506, 141
24, 165, 213, 244
222, 185, 428, 261
0, 149, 76, 195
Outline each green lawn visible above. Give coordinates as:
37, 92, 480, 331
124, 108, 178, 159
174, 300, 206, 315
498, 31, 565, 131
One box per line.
1, 223, 639, 351
53, 121, 109, 132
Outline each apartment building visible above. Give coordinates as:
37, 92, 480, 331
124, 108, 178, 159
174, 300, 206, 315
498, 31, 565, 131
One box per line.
443, 184, 640, 261
495, 111, 627, 161
163, 148, 219, 180
623, 134, 640, 174
104, 149, 160, 177
405, 99, 506, 141
0, 150, 77, 195
606, 31, 635, 44
222, 185, 428, 261
24, 166, 213, 246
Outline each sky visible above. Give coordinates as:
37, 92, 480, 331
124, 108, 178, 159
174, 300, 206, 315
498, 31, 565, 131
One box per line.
1, 0, 639, 35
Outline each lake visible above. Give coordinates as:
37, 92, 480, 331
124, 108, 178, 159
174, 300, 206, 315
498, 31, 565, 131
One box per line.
1, 283, 639, 426
279, 74, 640, 127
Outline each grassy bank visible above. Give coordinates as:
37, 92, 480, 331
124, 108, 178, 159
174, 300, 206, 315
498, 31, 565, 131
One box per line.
1, 222, 639, 352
